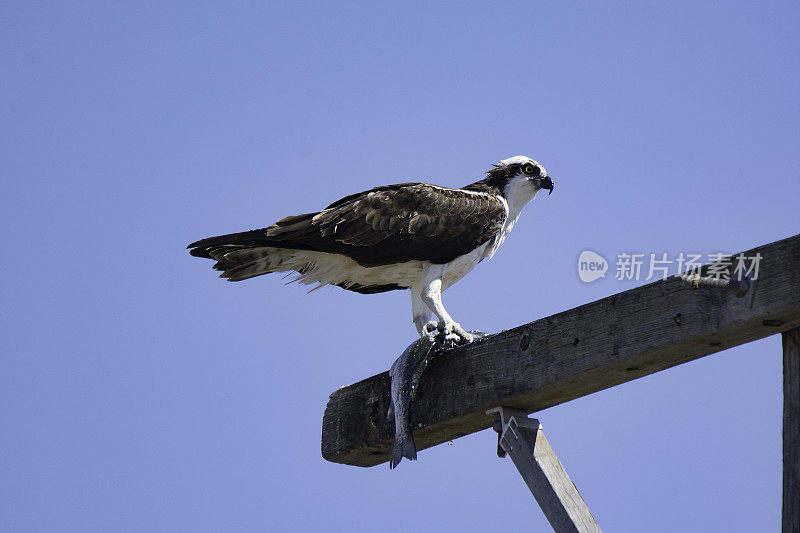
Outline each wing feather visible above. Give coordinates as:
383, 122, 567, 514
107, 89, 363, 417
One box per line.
188, 183, 507, 266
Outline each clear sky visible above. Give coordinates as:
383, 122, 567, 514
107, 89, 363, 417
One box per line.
2, 1, 799, 531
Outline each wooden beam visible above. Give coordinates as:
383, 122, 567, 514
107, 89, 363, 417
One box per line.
784, 327, 800, 533
490, 408, 601, 532
322, 234, 800, 467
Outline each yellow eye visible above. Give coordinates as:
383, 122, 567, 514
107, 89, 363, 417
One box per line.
523, 165, 534, 174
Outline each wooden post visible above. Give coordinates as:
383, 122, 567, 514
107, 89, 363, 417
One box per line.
489, 408, 601, 533
784, 327, 800, 533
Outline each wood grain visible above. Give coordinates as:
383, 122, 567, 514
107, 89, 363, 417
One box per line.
322, 234, 800, 467
784, 327, 800, 533
499, 416, 601, 533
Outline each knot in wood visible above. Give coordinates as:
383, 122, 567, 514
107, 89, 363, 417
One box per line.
519, 331, 531, 352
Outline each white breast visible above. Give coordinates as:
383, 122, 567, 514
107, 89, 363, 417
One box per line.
482, 174, 540, 260
441, 241, 492, 290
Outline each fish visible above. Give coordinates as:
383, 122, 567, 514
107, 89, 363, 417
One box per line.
387, 335, 439, 469
387, 331, 487, 469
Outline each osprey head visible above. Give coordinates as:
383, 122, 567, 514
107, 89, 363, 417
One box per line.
495, 155, 554, 196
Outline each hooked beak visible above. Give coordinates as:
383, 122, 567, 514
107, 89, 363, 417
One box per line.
539, 176, 554, 195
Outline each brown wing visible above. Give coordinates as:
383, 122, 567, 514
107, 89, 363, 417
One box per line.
188, 183, 507, 266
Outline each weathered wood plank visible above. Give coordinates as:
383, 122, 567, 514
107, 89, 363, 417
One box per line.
322, 234, 800, 467
493, 410, 601, 532
784, 327, 800, 533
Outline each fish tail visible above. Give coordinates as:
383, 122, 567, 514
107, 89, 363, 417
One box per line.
389, 432, 417, 469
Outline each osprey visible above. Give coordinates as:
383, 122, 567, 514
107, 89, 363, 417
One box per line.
188, 155, 553, 343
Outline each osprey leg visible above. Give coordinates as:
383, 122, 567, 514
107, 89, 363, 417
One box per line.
420, 265, 473, 343
411, 287, 433, 336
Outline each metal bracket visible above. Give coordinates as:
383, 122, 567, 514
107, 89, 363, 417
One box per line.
488, 406, 531, 458
679, 270, 757, 308
487, 407, 602, 533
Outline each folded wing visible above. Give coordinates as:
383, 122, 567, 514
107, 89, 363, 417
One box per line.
188, 183, 507, 268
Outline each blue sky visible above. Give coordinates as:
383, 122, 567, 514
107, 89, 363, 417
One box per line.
2, 1, 798, 531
